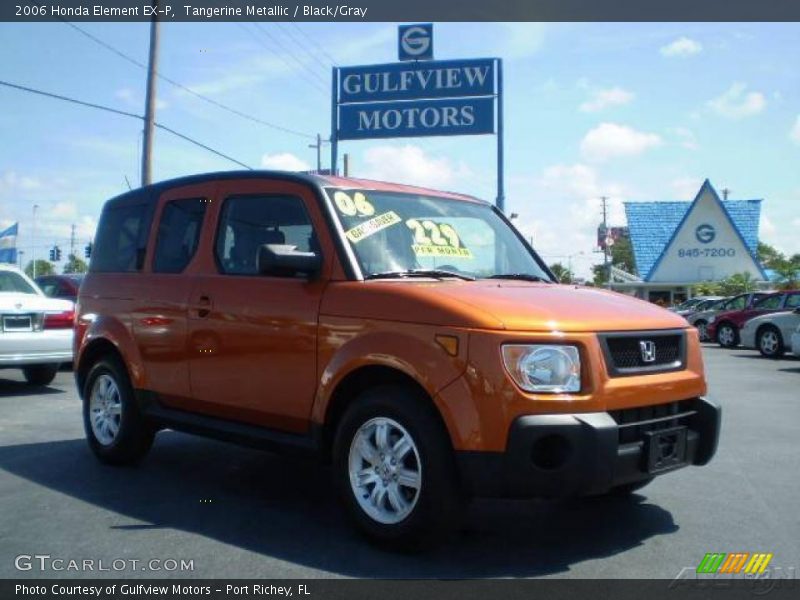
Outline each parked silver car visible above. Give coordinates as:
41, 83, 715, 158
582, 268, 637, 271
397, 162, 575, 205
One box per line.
740, 308, 800, 358
0, 264, 74, 385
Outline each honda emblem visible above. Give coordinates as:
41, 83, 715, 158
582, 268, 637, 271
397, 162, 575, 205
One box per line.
639, 340, 657, 363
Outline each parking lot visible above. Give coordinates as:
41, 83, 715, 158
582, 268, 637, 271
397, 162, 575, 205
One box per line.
0, 345, 798, 579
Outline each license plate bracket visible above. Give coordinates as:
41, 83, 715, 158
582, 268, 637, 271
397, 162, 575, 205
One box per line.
645, 426, 688, 473
2, 315, 33, 332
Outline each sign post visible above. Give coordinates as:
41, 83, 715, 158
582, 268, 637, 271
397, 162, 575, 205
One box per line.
330, 27, 504, 210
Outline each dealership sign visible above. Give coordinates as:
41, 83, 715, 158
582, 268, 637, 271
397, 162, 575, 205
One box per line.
331, 25, 505, 207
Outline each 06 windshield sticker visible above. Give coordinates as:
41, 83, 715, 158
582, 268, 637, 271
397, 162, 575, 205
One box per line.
345, 211, 402, 243
406, 219, 473, 258
333, 191, 375, 217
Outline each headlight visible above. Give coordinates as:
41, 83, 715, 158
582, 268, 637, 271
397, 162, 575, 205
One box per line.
502, 345, 581, 393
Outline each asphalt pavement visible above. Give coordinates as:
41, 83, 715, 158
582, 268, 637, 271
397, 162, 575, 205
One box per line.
0, 346, 798, 579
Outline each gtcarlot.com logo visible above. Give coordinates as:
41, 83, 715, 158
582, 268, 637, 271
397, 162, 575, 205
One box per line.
697, 552, 774, 575
14, 554, 195, 572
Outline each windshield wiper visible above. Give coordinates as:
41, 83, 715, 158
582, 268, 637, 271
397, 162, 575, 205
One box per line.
485, 273, 552, 283
365, 269, 476, 281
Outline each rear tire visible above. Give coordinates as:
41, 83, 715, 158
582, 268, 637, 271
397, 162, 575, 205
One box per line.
333, 384, 464, 550
695, 320, 709, 342
757, 326, 784, 358
82, 357, 154, 466
717, 322, 739, 348
22, 363, 59, 386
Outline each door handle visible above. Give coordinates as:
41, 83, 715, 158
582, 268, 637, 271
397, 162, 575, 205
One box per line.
192, 295, 213, 319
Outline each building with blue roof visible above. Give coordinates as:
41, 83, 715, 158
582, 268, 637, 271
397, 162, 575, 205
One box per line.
614, 180, 765, 303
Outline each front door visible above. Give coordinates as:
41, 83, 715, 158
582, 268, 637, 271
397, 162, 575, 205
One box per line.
186, 180, 330, 433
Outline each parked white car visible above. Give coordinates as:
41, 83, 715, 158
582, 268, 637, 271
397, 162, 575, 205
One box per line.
0, 264, 74, 385
740, 308, 800, 358
792, 326, 800, 358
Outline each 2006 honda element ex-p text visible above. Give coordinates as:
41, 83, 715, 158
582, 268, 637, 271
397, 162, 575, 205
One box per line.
74, 171, 721, 548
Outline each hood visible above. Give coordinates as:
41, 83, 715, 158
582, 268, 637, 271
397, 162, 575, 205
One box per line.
0, 292, 73, 313
322, 281, 689, 332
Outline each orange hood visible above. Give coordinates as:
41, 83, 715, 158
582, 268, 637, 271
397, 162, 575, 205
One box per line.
322, 280, 689, 332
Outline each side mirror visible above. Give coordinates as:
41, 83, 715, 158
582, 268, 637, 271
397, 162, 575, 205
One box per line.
258, 244, 321, 278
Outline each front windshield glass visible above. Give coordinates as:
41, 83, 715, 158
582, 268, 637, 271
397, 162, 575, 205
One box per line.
326, 188, 552, 281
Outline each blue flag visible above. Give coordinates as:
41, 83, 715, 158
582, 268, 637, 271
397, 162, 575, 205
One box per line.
0, 222, 18, 264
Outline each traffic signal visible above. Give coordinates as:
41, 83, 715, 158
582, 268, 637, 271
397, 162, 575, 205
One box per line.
49, 247, 56, 261
53, 246, 62, 262
84, 242, 93, 258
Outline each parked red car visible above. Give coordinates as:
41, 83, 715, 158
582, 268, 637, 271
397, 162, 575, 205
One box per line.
708, 290, 800, 348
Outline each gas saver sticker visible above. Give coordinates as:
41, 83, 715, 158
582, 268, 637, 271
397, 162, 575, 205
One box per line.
345, 211, 402, 243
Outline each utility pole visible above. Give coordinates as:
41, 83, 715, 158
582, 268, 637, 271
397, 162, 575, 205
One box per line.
722, 188, 731, 201
69, 224, 76, 260
600, 196, 611, 289
32, 204, 39, 278
141, 1, 160, 186
308, 134, 329, 173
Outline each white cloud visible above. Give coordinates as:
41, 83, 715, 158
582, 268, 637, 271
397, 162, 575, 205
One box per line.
0, 171, 42, 193
580, 87, 634, 113
580, 123, 662, 163
671, 177, 704, 199
669, 127, 699, 150
708, 83, 766, 119
260, 153, 310, 171
660, 37, 703, 58
500, 23, 547, 59
358, 144, 471, 190
115, 87, 168, 110
790, 115, 800, 145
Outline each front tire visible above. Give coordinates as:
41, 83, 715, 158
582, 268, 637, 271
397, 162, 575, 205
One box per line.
757, 326, 784, 358
333, 384, 463, 550
22, 363, 59, 386
717, 322, 739, 348
82, 357, 154, 465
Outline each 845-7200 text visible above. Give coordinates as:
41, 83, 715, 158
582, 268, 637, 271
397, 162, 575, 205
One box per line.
678, 247, 736, 258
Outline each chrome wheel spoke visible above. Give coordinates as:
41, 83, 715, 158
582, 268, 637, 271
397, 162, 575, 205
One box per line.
374, 422, 389, 452
356, 436, 380, 466
397, 468, 421, 490
89, 374, 122, 446
386, 485, 408, 513
392, 435, 412, 460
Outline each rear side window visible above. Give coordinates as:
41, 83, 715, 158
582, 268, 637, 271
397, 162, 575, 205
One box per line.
215, 195, 315, 276
786, 294, 800, 309
0, 271, 37, 294
726, 295, 747, 310
754, 295, 782, 309
91, 203, 149, 272
153, 198, 207, 273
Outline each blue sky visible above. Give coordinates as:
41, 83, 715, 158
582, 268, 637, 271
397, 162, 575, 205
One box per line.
1, 22, 798, 277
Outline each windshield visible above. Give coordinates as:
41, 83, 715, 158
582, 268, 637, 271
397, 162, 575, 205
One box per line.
326, 188, 552, 281
0, 270, 38, 294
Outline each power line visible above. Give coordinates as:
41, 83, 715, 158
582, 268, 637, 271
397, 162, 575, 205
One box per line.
242, 23, 329, 95
289, 22, 340, 66
63, 20, 316, 140
274, 22, 335, 75
0, 79, 253, 170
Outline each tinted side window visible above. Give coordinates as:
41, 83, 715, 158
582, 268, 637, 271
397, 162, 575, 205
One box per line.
785, 294, 800, 309
153, 198, 207, 273
755, 295, 782, 309
91, 203, 148, 272
727, 295, 746, 310
215, 195, 315, 276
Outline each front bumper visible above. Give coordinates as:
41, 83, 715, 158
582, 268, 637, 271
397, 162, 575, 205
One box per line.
0, 329, 74, 367
457, 396, 721, 498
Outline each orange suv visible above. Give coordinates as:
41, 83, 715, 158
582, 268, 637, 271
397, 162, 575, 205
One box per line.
75, 171, 720, 547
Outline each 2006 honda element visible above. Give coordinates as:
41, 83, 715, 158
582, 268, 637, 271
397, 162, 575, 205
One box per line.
75, 171, 720, 547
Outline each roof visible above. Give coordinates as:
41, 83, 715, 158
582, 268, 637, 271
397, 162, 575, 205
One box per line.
105, 170, 483, 208
624, 180, 763, 280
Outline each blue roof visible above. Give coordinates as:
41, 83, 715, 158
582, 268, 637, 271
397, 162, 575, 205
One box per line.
624, 180, 762, 280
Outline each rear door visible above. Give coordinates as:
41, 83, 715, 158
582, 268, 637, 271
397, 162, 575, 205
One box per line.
133, 182, 213, 404
186, 178, 335, 433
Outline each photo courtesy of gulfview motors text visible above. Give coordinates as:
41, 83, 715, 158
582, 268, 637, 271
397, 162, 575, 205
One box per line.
0, 0, 799, 597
